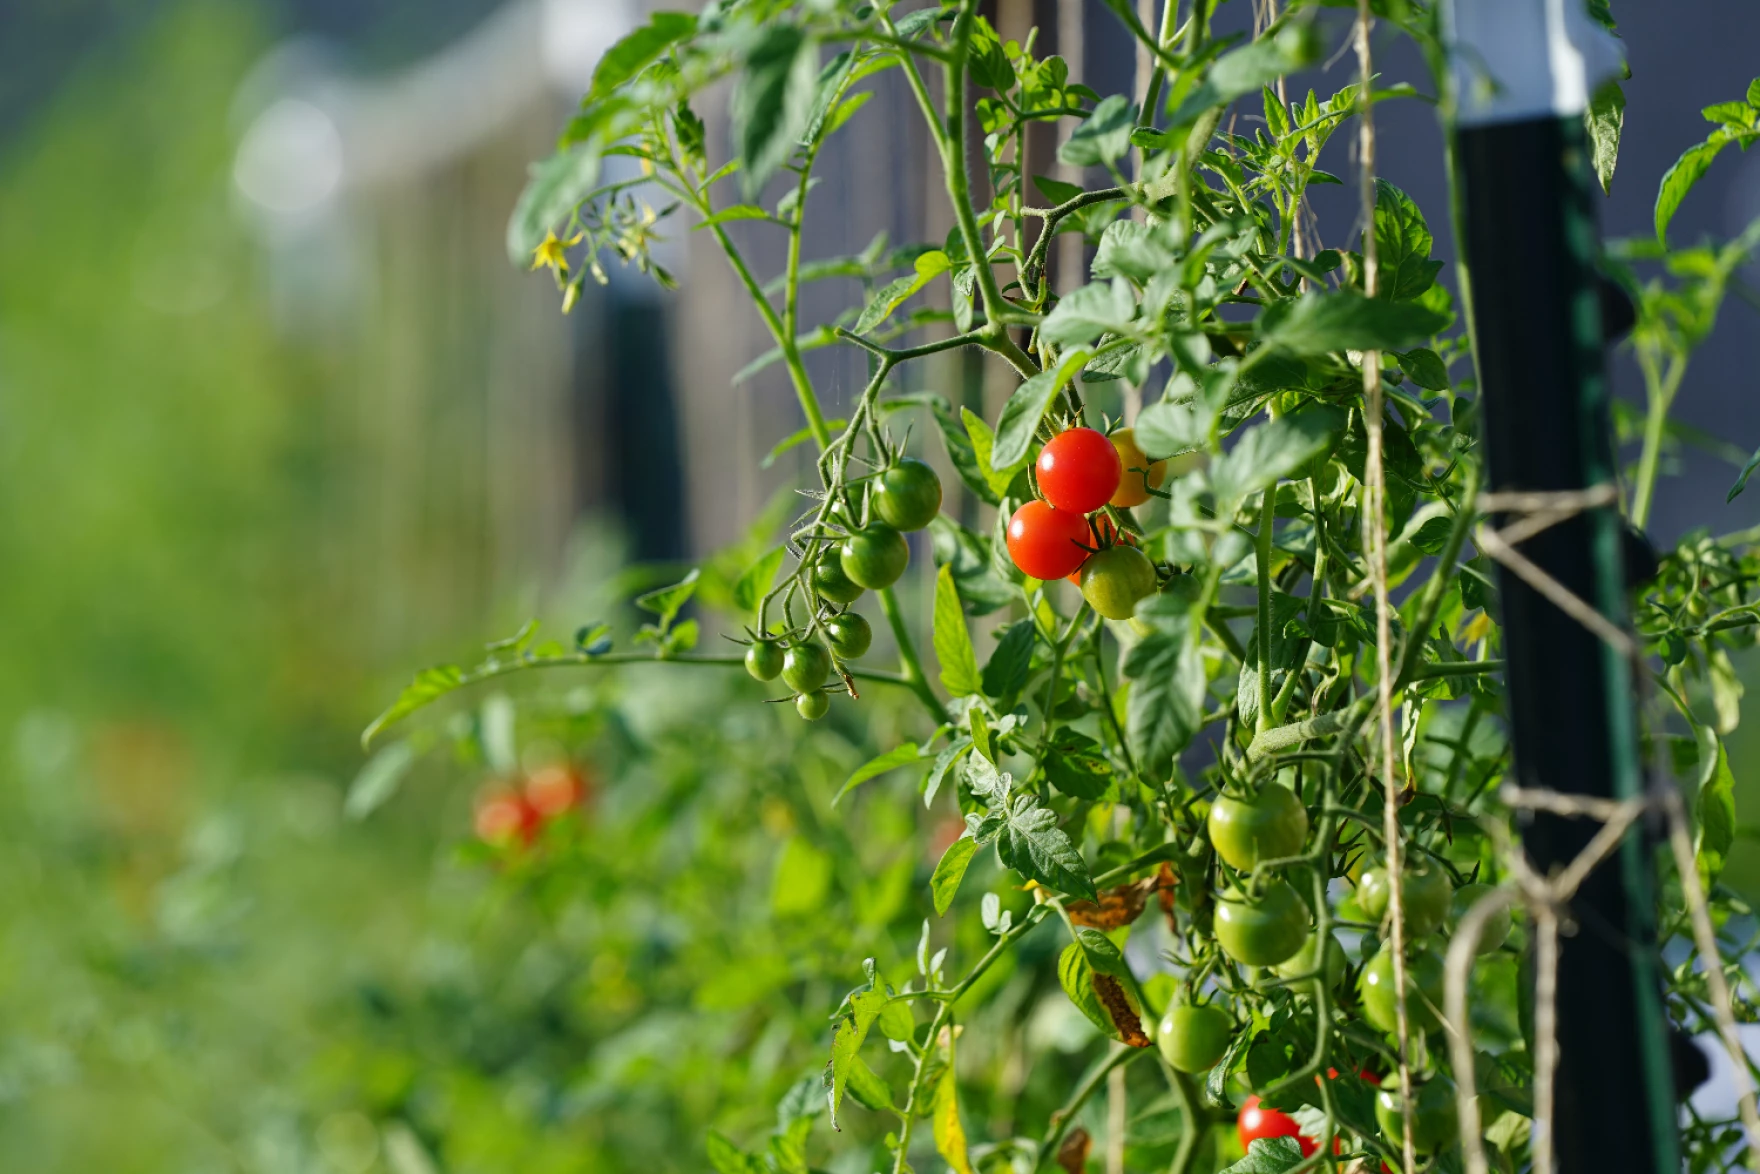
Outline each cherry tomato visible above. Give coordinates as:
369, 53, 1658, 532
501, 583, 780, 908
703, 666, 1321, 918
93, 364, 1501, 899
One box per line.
781, 642, 831, 694
1214, 879, 1309, 967
1272, 931, 1346, 990
1356, 864, 1453, 938
812, 558, 866, 604
1157, 1002, 1233, 1073
825, 612, 872, 658
1036, 427, 1121, 514
1207, 784, 1309, 871
840, 524, 910, 590
1450, 883, 1511, 954
1238, 1096, 1326, 1158
746, 639, 784, 681
795, 689, 831, 721
524, 764, 586, 817
1066, 515, 1133, 583
1108, 427, 1169, 508
1079, 544, 1157, 619
474, 791, 540, 847
1006, 500, 1091, 581
1375, 1075, 1458, 1153
872, 459, 942, 531
1358, 941, 1446, 1035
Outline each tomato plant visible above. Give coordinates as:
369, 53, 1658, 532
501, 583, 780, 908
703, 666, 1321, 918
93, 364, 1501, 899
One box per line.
360, 3, 1760, 1172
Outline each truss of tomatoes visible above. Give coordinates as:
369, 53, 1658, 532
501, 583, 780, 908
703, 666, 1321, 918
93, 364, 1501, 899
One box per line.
1006, 426, 1169, 620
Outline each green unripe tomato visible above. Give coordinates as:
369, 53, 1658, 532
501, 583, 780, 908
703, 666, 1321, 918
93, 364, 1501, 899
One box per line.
825, 612, 872, 659
795, 690, 831, 721
1207, 784, 1309, 871
1450, 883, 1511, 954
1273, 931, 1346, 990
1356, 864, 1453, 938
745, 640, 784, 681
1157, 1003, 1233, 1073
1214, 879, 1309, 967
1375, 1076, 1458, 1153
872, 459, 942, 531
1359, 942, 1445, 1035
781, 642, 832, 694
841, 524, 910, 590
1079, 544, 1158, 620
812, 558, 866, 604
1357, 867, 1392, 921
1403, 865, 1453, 938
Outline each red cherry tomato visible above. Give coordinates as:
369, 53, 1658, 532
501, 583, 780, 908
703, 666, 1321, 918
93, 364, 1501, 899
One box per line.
1006, 500, 1091, 581
1036, 428, 1121, 515
1237, 1096, 1341, 1158
525, 764, 588, 818
474, 791, 541, 847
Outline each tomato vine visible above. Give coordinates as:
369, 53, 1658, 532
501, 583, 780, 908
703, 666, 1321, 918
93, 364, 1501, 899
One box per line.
363, 3, 1760, 1173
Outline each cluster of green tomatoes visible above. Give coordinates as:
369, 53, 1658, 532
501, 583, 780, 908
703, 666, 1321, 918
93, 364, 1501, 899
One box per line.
740, 456, 945, 719
1154, 781, 1513, 1156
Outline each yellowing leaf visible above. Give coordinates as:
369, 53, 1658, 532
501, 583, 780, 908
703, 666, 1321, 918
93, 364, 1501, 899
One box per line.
932, 1049, 973, 1174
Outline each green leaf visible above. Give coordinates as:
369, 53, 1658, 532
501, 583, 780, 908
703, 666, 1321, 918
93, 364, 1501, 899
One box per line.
1034, 173, 1085, 205
852, 251, 951, 334
981, 620, 1036, 703
923, 739, 972, 809
992, 348, 1092, 469
1372, 179, 1442, 302
1406, 515, 1455, 556
506, 144, 602, 264
992, 792, 1097, 900
733, 546, 786, 615
929, 515, 1015, 616
843, 1055, 895, 1114
1040, 279, 1137, 348
834, 743, 926, 807
1092, 221, 1178, 284
1586, 78, 1626, 195
1220, 1138, 1306, 1174
827, 985, 889, 1130
345, 739, 417, 820
1058, 94, 1137, 167
1260, 290, 1449, 355
1394, 347, 1450, 391
1124, 631, 1205, 773
695, 204, 773, 229
734, 25, 820, 198
934, 564, 983, 696
635, 568, 700, 627
962, 407, 1025, 501
1656, 132, 1734, 244
1727, 443, 1760, 502
931, 835, 979, 915
362, 664, 467, 748
1166, 24, 1322, 127
1206, 1023, 1256, 1103
1047, 734, 1113, 802
588, 12, 696, 101
1209, 408, 1345, 507
1697, 732, 1736, 889
707, 1133, 766, 1174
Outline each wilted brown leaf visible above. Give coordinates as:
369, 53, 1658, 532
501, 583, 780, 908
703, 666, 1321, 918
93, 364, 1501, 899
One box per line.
1092, 973, 1150, 1047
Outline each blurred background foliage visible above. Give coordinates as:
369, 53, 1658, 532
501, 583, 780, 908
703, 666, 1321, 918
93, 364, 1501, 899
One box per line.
5, 0, 1760, 1171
